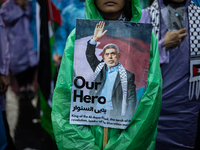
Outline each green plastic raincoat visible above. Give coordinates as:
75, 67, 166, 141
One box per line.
51, 0, 162, 149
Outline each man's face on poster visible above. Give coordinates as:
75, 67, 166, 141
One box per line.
103, 48, 120, 68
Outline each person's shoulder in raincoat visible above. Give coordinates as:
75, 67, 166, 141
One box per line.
0, 0, 38, 75
53, 0, 85, 56
51, 0, 162, 149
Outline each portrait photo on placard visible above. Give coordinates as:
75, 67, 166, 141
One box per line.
70, 19, 152, 129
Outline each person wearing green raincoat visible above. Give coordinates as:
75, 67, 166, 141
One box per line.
51, 0, 162, 149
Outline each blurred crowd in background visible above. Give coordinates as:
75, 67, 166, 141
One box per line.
0, 0, 200, 150
1, 0, 85, 149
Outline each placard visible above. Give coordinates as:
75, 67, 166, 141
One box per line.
70, 19, 152, 129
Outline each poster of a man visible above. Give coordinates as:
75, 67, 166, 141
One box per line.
86, 21, 136, 119
70, 19, 152, 129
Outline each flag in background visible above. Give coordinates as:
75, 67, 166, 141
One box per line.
37, 0, 61, 140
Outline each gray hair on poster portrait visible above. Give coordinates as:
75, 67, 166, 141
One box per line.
103, 43, 120, 54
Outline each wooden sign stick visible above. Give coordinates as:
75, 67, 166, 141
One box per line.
103, 127, 108, 149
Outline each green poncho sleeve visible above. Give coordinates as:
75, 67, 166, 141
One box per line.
51, 29, 162, 150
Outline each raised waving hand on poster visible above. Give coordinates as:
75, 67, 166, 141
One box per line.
92, 21, 107, 42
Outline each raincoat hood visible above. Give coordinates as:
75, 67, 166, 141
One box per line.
85, 0, 141, 22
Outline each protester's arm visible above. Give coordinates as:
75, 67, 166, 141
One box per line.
164, 28, 187, 50
54, 26, 67, 56
53, 10, 70, 67
53, 54, 62, 67
158, 28, 187, 64
140, 9, 188, 64
139, 9, 169, 64
0, 76, 9, 94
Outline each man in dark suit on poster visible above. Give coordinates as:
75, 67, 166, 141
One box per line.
86, 21, 136, 119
